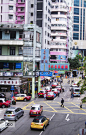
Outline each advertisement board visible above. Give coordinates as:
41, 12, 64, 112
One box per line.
0, 80, 21, 85
23, 62, 33, 76
49, 63, 69, 71
15, 63, 21, 69
40, 49, 49, 71
14, 72, 23, 76
3, 72, 13, 76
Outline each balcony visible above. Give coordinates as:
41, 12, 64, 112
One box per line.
51, 33, 67, 37
16, 3, 25, 7
17, 13, 25, 16
0, 56, 23, 61
0, 40, 24, 45
51, 26, 67, 31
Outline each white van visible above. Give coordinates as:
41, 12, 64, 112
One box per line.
72, 87, 81, 97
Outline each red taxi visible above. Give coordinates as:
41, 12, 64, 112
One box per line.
0, 99, 11, 108
38, 90, 46, 97
51, 89, 58, 96
46, 92, 54, 100
29, 104, 43, 117
45, 87, 51, 92
51, 82, 58, 88
56, 86, 61, 93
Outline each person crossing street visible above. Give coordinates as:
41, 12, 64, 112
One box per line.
61, 98, 64, 107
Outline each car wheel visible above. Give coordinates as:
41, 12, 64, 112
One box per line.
24, 98, 27, 102
15, 116, 18, 121
2, 105, 6, 108
22, 112, 24, 116
30, 127, 32, 130
43, 126, 45, 131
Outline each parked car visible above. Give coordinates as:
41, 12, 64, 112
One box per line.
46, 92, 54, 100
13, 94, 31, 102
57, 78, 63, 83
4, 107, 24, 121
51, 82, 58, 88
0, 119, 8, 133
0, 99, 11, 108
38, 90, 46, 97
29, 104, 43, 117
30, 116, 49, 131
0, 93, 6, 100
71, 87, 81, 97
51, 89, 58, 96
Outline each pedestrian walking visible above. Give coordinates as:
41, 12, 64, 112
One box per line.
61, 98, 64, 107
44, 93, 46, 100
80, 102, 82, 109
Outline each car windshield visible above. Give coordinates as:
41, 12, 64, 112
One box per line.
5, 111, 14, 114
75, 89, 80, 92
39, 91, 44, 93
21, 95, 25, 97
47, 92, 53, 95
31, 107, 39, 110
15, 95, 20, 97
52, 90, 54, 91
33, 119, 40, 123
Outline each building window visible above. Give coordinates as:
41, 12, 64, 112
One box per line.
74, 0, 79, 6
37, 11, 42, 18
37, 3, 43, 10
30, 21, 33, 24
73, 33, 79, 40
74, 8, 79, 15
31, 4, 33, 8
9, 6, 13, 10
19, 47, 23, 55
0, 47, 2, 55
21, 7, 24, 11
21, 0, 25, 2
1, 15, 2, 22
1, 0, 3, 4
10, 47, 15, 55
10, 31, 16, 39
84, 1, 86, 7
74, 16, 79, 23
9, 15, 13, 19
36, 20, 42, 27
20, 16, 24, 20
31, 13, 33, 16
0, 31, 2, 39
73, 24, 79, 31
1, 6, 2, 13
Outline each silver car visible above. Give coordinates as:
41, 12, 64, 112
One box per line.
4, 107, 24, 121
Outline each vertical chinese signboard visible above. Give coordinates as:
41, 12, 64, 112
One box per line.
40, 49, 49, 71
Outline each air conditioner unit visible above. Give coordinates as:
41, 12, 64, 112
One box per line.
5, 30, 9, 34
7, 24, 11, 28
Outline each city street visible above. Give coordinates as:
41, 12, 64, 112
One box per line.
0, 78, 86, 135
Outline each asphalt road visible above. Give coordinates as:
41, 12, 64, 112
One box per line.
0, 77, 86, 135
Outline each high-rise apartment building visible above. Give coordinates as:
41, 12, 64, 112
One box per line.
49, 0, 73, 73
0, 0, 27, 24
0, 0, 16, 23
27, 0, 51, 49
72, 0, 86, 57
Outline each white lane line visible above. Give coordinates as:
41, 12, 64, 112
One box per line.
39, 113, 55, 135
54, 97, 57, 101
50, 113, 55, 121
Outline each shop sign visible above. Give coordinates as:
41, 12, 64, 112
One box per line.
0, 80, 21, 85
14, 72, 23, 76
40, 49, 49, 71
15, 63, 21, 69
56, 76, 60, 78
3, 72, 13, 76
40, 72, 53, 76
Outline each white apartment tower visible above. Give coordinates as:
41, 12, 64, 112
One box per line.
0, 0, 16, 24
50, 0, 73, 64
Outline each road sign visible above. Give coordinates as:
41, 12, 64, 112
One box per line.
40, 71, 53, 76
56, 76, 60, 78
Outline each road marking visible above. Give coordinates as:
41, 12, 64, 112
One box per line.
22, 101, 34, 110
50, 113, 55, 121
71, 102, 86, 113
65, 114, 70, 121
57, 102, 74, 113
39, 113, 55, 135
54, 97, 57, 101
44, 101, 57, 112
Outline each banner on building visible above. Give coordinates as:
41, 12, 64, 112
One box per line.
49, 63, 69, 71
0, 80, 21, 85
23, 62, 33, 76
40, 49, 49, 71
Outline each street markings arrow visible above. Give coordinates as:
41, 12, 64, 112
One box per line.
65, 114, 70, 121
